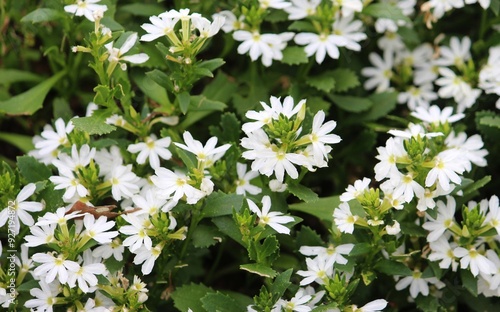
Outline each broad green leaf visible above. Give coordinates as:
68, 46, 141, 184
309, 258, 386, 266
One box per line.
17, 155, 52, 183
374, 260, 412, 276
198, 58, 225, 72
203, 191, 244, 218
203, 72, 238, 103
358, 91, 398, 121
175, 147, 197, 170
212, 216, 244, 246
307, 96, 331, 113
101, 17, 124, 31
53, 97, 73, 121
131, 70, 170, 107
306, 71, 336, 93
71, 110, 116, 135
350, 243, 372, 256
178, 92, 190, 114
209, 112, 242, 144
0, 71, 65, 116
265, 9, 289, 22
415, 294, 441, 312
192, 224, 223, 248
17, 280, 41, 292
146, 69, 174, 93
259, 236, 279, 261
21, 8, 63, 24
296, 226, 324, 248
201, 292, 243, 312
287, 183, 319, 203
118, 3, 165, 16
171, 283, 213, 312
398, 26, 421, 46
282, 46, 308, 65
104, 256, 124, 274
362, 3, 411, 23
0, 69, 42, 85
400, 222, 427, 237
0, 132, 34, 153
328, 94, 372, 113
270, 269, 293, 297
93, 85, 117, 108
460, 269, 478, 297
491, 0, 500, 15
189, 96, 227, 111
331, 68, 360, 92
193, 67, 214, 78
289, 195, 340, 223
240, 263, 277, 278
39, 184, 65, 210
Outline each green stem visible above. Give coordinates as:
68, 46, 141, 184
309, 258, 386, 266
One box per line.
179, 201, 204, 260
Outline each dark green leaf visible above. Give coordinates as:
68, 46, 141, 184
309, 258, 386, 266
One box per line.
17, 279, 41, 292
192, 224, 223, 248
172, 283, 213, 312
270, 269, 293, 297
198, 58, 225, 72
491, 0, 500, 15
357, 91, 398, 121
296, 226, 324, 248
398, 26, 421, 46
202, 72, 238, 103
374, 259, 412, 276
259, 236, 279, 260
0, 132, 34, 153
39, 184, 65, 210
201, 292, 243, 312
118, 3, 165, 16
329, 94, 372, 113
0, 71, 66, 116
21, 8, 63, 24
400, 222, 427, 237
415, 294, 441, 312
287, 183, 319, 203
146, 69, 174, 93
209, 112, 242, 143
306, 71, 336, 93
460, 269, 478, 297
212, 216, 244, 246
288, 21, 316, 32
331, 68, 360, 93
350, 243, 372, 256
240, 263, 277, 278
131, 70, 170, 107
461, 175, 491, 197
289, 195, 340, 223
104, 256, 124, 274
203, 191, 244, 218
362, 3, 411, 23
175, 146, 197, 170
0, 69, 42, 85
17, 155, 52, 183
101, 17, 124, 31
178, 92, 190, 114
282, 46, 308, 65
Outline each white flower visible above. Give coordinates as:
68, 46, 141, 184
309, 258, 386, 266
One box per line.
25, 280, 61, 312
33, 252, 80, 284
332, 0, 363, 17
484, 195, 500, 234
250, 147, 308, 182
82, 214, 118, 244
332, 15, 367, 52
140, 14, 180, 42
0, 183, 43, 234
339, 177, 371, 202
175, 131, 230, 168
269, 179, 288, 192
127, 134, 172, 169
284, 0, 321, 20
425, 149, 466, 191
36, 207, 83, 227
422, 196, 458, 242
106, 164, 141, 201
92, 238, 125, 261
95, 145, 123, 177
352, 299, 388, 312
247, 196, 294, 234
386, 221, 401, 235
33, 118, 74, 158
68, 250, 106, 293
105, 33, 149, 72
445, 132, 488, 169
390, 172, 425, 203
235, 163, 262, 195
374, 137, 406, 181
133, 244, 163, 275
53, 144, 96, 173
397, 84, 438, 110
50, 167, 89, 202
300, 243, 354, 266
132, 188, 176, 215
233, 30, 275, 65
259, 0, 291, 9
296, 257, 334, 286
453, 246, 497, 277
151, 167, 205, 204
435, 67, 481, 113
395, 269, 445, 298
412, 105, 464, 125
424, 0, 464, 19
434, 36, 471, 68
388, 123, 443, 140
465, 0, 491, 9
333, 202, 358, 234
428, 235, 459, 271
213, 10, 245, 33
192, 15, 225, 38
274, 288, 312, 312
120, 213, 153, 252
64, 0, 108, 22
294, 32, 348, 64
361, 50, 394, 92
303, 110, 341, 166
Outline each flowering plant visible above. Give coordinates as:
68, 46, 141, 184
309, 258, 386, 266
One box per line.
1, 0, 500, 311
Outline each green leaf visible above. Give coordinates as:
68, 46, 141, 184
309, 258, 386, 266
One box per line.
212, 216, 244, 246
289, 195, 339, 223
460, 175, 491, 198
17, 279, 41, 292
101, 17, 124, 31
192, 224, 223, 248
415, 294, 441, 312
460, 269, 478, 297
362, 3, 411, 23
491, 0, 500, 15
282, 46, 308, 65
39, 184, 65, 210
178, 92, 190, 114
131, 70, 170, 107
71, 115, 116, 135
306, 71, 336, 93
0, 132, 34, 153
189, 96, 227, 111
17, 155, 52, 183
350, 243, 372, 256
203, 191, 244, 218
374, 259, 412, 276
259, 236, 279, 261
478, 115, 500, 129
175, 146, 197, 170
146, 69, 174, 93
203, 71, 238, 103
93, 85, 117, 108
328, 94, 372, 113
270, 269, 293, 297
240, 263, 277, 278
307, 96, 331, 114
287, 183, 319, 203
198, 58, 226, 72
358, 91, 398, 121
104, 256, 124, 274
288, 21, 317, 32
265, 9, 289, 22
21, 8, 63, 24
296, 226, 324, 248
53, 97, 73, 121
331, 68, 360, 93
0, 69, 42, 85
201, 292, 243, 312
398, 26, 421, 46
209, 112, 242, 143
118, 3, 165, 16
400, 222, 427, 237
0, 71, 65, 116
171, 283, 213, 312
